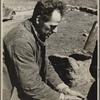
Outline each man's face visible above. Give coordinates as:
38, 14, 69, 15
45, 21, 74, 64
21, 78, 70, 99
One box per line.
37, 10, 62, 39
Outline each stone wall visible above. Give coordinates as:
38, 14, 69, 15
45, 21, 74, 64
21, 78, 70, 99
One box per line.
65, 0, 97, 9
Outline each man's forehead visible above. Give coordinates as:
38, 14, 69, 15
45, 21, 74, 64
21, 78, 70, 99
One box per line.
50, 10, 62, 22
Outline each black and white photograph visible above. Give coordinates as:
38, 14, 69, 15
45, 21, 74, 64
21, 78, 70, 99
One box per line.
1, 0, 99, 100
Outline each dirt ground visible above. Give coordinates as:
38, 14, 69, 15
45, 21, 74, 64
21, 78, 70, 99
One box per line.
3, 0, 97, 97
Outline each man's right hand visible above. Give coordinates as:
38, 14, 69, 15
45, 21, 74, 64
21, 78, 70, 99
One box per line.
64, 95, 84, 100
59, 93, 85, 100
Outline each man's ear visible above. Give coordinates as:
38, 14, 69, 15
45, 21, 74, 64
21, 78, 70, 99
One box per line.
36, 15, 41, 24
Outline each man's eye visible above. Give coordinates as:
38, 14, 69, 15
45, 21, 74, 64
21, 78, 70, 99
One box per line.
50, 25, 57, 30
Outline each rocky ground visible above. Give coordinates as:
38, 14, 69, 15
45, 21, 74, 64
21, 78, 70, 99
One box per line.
3, 0, 98, 97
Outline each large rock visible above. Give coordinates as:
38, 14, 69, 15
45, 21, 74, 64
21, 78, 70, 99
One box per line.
48, 54, 93, 88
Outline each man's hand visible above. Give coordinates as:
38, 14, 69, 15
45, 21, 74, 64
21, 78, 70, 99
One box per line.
62, 88, 85, 99
57, 83, 85, 99
59, 93, 85, 100
65, 95, 84, 100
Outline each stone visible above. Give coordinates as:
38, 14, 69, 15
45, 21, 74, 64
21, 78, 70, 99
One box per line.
48, 54, 93, 88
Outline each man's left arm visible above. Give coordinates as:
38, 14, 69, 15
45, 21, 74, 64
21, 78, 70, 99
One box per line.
46, 57, 63, 87
46, 58, 85, 99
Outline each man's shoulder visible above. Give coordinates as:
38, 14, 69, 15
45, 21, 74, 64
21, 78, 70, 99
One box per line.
4, 19, 35, 45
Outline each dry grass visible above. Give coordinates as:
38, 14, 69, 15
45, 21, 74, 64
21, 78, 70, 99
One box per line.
66, 0, 97, 8
3, 0, 37, 11
3, 0, 97, 10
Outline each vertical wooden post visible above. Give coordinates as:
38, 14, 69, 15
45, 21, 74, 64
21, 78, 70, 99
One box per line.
84, 21, 97, 53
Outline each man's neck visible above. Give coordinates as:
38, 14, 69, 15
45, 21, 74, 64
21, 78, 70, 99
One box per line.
31, 20, 46, 44
32, 21, 46, 42
39, 36, 46, 42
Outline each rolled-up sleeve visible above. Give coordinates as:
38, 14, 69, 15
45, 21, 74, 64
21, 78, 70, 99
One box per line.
11, 38, 60, 100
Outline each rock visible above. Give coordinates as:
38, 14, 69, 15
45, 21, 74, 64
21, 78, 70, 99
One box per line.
70, 49, 92, 60
48, 54, 93, 88
3, 4, 16, 21
82, 30, 89, 37
83, 32, 89, 37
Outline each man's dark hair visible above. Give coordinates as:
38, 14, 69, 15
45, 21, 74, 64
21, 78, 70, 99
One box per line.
32, 0, 66, 22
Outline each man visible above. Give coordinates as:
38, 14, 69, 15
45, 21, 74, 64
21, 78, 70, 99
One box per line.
3, 0, 85, 100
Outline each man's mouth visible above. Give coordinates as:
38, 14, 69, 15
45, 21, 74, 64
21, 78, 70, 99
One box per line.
45, 32, 53, 38
46, 34, 51, 38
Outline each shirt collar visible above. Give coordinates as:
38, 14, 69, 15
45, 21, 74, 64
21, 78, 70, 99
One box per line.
31, 22, 46, 47
23, 19, 46, 47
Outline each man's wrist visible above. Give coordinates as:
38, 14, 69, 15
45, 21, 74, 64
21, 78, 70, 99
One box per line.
56, 83, 69, 93
59, 93, 65, 100
62, 87, 71, 94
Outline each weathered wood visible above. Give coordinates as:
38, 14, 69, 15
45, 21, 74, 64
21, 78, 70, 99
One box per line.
84, 21, 97, 53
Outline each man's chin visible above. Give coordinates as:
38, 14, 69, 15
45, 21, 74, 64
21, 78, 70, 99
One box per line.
45, 33, 52, 39
45, 35, 50, 39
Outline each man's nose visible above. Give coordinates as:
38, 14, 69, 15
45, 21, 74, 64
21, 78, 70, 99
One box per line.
53, 27, 57, 33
